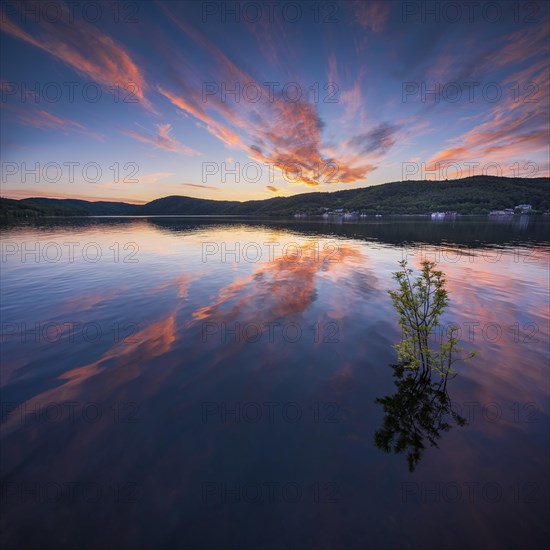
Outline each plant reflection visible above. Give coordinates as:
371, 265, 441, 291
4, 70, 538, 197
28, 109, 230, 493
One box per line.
374, 363, 467, 472
375, 261, 474, 472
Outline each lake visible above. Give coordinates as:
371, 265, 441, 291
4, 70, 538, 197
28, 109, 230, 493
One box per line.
1, 216, 549, 549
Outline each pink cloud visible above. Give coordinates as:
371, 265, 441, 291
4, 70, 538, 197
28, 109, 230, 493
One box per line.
9, 106, 103, 140
156, 9, 377, 187
1, 9, 152, 111
427, 54, 549, 174
352, 0, 391, 32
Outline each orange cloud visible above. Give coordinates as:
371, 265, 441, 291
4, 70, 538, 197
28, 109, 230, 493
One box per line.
157, 86, 245, 148
266, 186, 278, 193
156, 7, 377, 187
1, 9, 152, 110
427, 58, 549, 174
191, 242, 366, 326
1, 312, 178, 436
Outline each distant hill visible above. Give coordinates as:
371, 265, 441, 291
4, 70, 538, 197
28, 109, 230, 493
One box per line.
20, 198, 142, 216
2, 176, 549, 218
142, 195, 242, 215
0, 197, 90, 218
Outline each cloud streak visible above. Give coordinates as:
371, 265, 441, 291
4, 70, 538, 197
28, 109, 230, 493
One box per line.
7, 105, 103, 140
1, 5, 152, 110
156, 7, 377, 187
348, 123, 400, 156
180, 183, 219, 191
122, 123, 200, 155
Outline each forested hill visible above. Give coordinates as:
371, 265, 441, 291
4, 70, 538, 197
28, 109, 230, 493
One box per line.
2, 176, 549, 218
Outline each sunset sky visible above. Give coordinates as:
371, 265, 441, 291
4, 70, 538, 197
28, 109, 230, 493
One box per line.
1, 0, 549, 203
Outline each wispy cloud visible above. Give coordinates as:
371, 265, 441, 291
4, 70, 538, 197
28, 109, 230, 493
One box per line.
180, 183, 219, 191
427, 59, 549, 173
348, 123, 400, 156
10, 105, 103, 140
18, 108, 84, 130
1, 4, 152, 110
157, 6, 376, 187
121, 123, 200, 155
351, 0, 391, 32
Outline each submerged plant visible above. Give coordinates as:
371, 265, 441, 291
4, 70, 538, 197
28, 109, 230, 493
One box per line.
375, 260, 476, 471
387, 260, 475, 380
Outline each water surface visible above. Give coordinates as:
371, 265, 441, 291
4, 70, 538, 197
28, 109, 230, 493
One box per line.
1, 217, 549, 549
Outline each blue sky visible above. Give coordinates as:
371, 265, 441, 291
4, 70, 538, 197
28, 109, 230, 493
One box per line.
1, 0, 548, 202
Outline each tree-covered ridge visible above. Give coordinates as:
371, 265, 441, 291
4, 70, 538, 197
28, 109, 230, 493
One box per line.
0, 197, 89, 218
2, 176, 549, 217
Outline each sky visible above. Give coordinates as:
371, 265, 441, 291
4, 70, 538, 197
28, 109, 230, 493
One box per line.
1, 0, 549, 203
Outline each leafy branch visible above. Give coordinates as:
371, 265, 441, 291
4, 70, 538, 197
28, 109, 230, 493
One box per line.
387, 260, 475, 380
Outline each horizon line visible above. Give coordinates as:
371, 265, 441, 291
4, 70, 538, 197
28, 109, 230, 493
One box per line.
2, 174, 548, 204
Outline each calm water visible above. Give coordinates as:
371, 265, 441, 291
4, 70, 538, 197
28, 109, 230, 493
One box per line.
1, 217, 549, 549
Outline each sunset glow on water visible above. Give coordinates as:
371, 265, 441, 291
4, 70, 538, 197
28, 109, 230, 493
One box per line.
1, 0, 550, 548
1, 217, 549, 548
